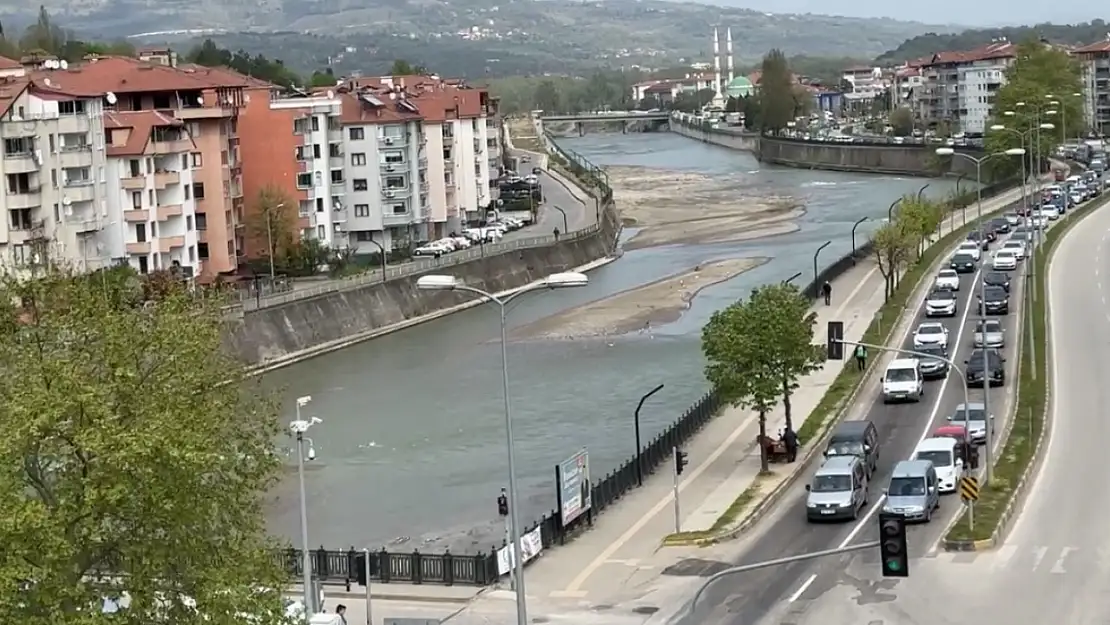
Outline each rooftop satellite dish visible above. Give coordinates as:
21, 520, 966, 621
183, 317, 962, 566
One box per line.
62, 196, 72, 206
196, 96, 204, 105
326, 90, 334, 99
43, 77, 54, 88
105, 92, 117, 105
59, 60, 68, 70
336, 80, 344, 86
244, 93, 251, 103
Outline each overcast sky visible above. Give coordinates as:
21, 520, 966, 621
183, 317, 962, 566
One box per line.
696, 0, 1105, 27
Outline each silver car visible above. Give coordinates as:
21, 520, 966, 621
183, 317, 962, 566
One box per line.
948, 402, 994, 445
973, 319, 1005, 348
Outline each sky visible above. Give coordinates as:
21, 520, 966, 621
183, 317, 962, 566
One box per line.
692, 0, 1105, 27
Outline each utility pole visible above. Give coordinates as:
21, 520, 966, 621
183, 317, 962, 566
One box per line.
673, 447, 688, 533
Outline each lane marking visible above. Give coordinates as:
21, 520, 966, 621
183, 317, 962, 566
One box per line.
1031, 546, 1047, 571
991, 544, 1019, 571
563, 266, 881, 593
1051, 547, 1075, 574
787, 574, 817, 603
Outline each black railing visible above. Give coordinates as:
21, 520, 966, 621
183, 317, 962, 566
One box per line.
273, 547, 499, 586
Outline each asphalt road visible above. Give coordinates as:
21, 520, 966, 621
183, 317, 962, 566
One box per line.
679, 202, 1030, 625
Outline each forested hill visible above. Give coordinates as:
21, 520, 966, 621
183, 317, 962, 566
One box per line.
876, 19, 1110, 63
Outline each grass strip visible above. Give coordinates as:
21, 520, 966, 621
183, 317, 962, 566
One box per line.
795, 197, 1023, 448
945, 196, 1108, 542
662, 471, 773, 543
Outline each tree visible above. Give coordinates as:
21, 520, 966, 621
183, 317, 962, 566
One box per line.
703, 285, 819, 471
759, 49, 796, 133
309, 67, 336, 87
984, 39, 1086, 179
895, 195, 944, 257
19, 5, 67, 56
871, 221, 913, 300
889, 107, 914, 136
390, 59, 429, 76
533, 80, 561, 113
248, 185, 297, 272
0, 269, 289, 624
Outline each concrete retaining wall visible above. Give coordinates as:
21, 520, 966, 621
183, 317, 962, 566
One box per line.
667, 121, 759, 152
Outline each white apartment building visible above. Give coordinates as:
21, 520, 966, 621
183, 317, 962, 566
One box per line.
0, 76, 111, 275
103, 111, 200, 276
268, 80, 492, 255
957, 61, 1009, 134
892, 65, 923, 109
917, 42, 1014, 135
1074, 41, 1110, 135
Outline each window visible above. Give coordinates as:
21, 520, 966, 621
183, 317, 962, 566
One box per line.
184, 184, 191, 200
182, 154, 189, 170
296, 173, 312, 189
60, 132, 89, 151
349, 127, 365, 141
330, 169, 344, 184
294, 117, 312, 134
383, 151, 404, 164
197, 242, 209, 258
299, 200, 313, 217
353, 178, 368, 191
295, 146, 311, 161
354, 204, 370, 217
137, 256, 149, 274
58, 100, 87, 115
129, 159, 142, 177
192, 182, 205, 199
7, 173, 33, 193
11, 244, 29, 265
186, 215, 194, 231
351, 152, 366, 166
191, 152, 202, 167
135, 223, 147, 242
131, 191, 141, 209
391, 203, 407, 215
385, 176, 406, 189
443, 148, 453, 161
329, 143, 342, 158
3, 137, 32, 156
196, 214, 207, 230
152, 94, 171, 110
63, 167, 92, 186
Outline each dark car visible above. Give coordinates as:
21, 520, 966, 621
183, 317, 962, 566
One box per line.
984, 271, 1011, 292
966, 348, 1006, 387
950, 253, 977, 273
989, 218, 1011, 234
977, 285, 1010, 315
966, 230, 994, 247
916, 344, 950, 380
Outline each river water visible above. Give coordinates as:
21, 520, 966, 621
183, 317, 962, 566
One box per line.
263, 133, 958, 555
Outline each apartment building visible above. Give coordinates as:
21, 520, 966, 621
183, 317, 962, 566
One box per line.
241, 76, 494, 256
0, 72, 110, 275
916, 42, 1015, 134
1073, 40, 1110, 135
891, 63, 924, 110
19, 55, 253, 277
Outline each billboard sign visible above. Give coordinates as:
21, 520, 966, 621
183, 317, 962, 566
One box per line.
496, 526, 544, 575
557, 448, 592, 524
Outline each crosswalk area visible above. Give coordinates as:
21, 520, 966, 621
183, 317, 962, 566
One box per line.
925, 544, 1093, 574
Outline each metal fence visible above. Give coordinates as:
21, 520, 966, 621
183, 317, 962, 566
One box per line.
273, 547, 499, 586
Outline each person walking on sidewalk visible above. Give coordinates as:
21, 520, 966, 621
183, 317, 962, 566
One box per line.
854, 344, 868, 371
822, 281, 832, 305
783, 427, 799, 463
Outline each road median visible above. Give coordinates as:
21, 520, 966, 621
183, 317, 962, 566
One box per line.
661, 190, 1025, 547
943, 194, 1110, 551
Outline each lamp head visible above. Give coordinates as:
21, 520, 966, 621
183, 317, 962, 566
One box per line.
1003, 148, 1026, 156
1050, 101, 1060, 106
1073, 92, 1082, 97
989, 124, 1005, 131
542, 272, 589, 289
1003, 110, 1016, 116
935, 147, 955, 156
1015, 101, 1026, 107
1045, 110, 1057, 116
417, 274, 461, 291
297, 395, 312, 407
1040, 123, 1055, 130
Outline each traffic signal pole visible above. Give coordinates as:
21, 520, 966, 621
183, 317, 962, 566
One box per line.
672, 446, 683, 533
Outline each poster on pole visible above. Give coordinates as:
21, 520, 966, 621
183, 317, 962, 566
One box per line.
557, 448, 592, 525
496, 526, 544, 575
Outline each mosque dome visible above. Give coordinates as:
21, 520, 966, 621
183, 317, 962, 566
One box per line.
726, 76, 755, 98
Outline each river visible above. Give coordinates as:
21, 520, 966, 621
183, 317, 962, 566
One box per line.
263, 132, 959, 555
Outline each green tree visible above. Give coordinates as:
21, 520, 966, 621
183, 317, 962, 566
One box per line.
759, 49, 795, 133
249, 185, 297, 273
0, 269, 289, 623
764, 284, 824, 432
533, 80, 561, 113
984, 39, 1085, 179
390, 59, 429, 76
871, 221, 912, 300
896, 195, 944, 257
310, 67, 337, 87
19, 5, 67, 56
889, 107, 914, 136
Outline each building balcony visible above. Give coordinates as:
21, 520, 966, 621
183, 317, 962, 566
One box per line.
381, 162, 409, 175
159, 235, 186, 250
62, 182, 95, 202
151, 138, 193, 154
379, 135, 408, 148
154, 171, 180, 188
175, 106, 234, 120
71, 218, 99, 233
4, 153, 38, 174
157, 204, 183, 220
124, 209, 150, 222
382, 187, 411, 200
122, 176, 145, 190
126, 241, 151, 255
59, 150, 94, 169
7, 190, 41, 210
383, 212, 413, 226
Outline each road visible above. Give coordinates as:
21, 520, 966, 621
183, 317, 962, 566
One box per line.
499, 167, 595, 242
680, 201, 1028, 625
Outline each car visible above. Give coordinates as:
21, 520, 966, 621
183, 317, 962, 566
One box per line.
1039, 206, 1061, 221
949, 253, 977, 273
977, 285, 1010, 315
1000, 239, 1027, 260
992, 250, 1018, 270
925, 289, 958, 317
966, 230, 994, 247
965, 348, 1006, 387
984, 271, 1011, 292
913, 322, 949, 350
915, 344, 949, 380
1011, 226, 1035, 243
974, 319, 1005, 349
957, 241, 983, 260
1003, 212, 1021, 226
413, 242, 452, 257
913, 438, 962, 494
934, 268, 960, 291
1070, 192, 1084, 205
989, 218, 1011, 234
947, 402, 995, 444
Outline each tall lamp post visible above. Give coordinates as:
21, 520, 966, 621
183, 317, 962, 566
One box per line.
289, 396, 320, 615
267, 202, 285, 280
935, 146, 1025, 486
989, 120, 1056, 265
1047, 92, 1082, 145
416, 271, 590, 625
634, 384, 665, 487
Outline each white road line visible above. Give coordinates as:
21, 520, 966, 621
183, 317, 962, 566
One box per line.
787, 574, 817, 603
1051, 547, 1075, 574
1031, 546, 1048, 571
991, 544, 1019, 571
561, 266, 881, 593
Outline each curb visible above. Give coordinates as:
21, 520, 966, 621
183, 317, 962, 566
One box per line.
941, 193, 1106, 552
661, 192, 1028, 547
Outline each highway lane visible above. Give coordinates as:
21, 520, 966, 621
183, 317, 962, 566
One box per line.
681, 203, 1028, 625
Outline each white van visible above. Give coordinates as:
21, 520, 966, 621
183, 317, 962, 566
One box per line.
913, 437, 961, 493
881, 358, 923, 404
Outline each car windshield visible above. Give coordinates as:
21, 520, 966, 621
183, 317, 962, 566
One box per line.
996, 251, 1015, 257
983, 288, 1007, 299
916, 450, 952, 467
978, 320, 1002, 332
953, 254, 974, 262
826, 441, 864, 456
952, 407, 986, 422
938, 270, 956, 278
917, 345, 945, 357
886, 367, 916, 382
811, 474, 852, 492
929, 290, 955, 300
918, 325, 943, 335
1003, 240, 1022, 247
889, 476, 927, 496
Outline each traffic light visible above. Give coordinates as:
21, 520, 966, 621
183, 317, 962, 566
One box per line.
827, 321, 845, 360
675, 450, 689, 476
497, 490, 509, 517
878, 513, 909, 577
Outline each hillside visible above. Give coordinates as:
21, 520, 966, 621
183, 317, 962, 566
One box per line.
876, 19, 1110, 63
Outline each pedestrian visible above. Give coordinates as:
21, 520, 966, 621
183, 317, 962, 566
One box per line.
336, 604, 348, 625
855, 344, 867, 371
553, 227, 561, 241
822, 281, 832, 305
783, 427, 799, 463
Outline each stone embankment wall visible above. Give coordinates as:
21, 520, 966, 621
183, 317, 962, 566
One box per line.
668, 120, 982, 177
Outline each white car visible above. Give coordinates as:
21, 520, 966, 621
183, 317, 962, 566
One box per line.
925, 288, 958, 317
992, 250, 1018, 270
1039, 206, 1060, 221
913, 322, 949, 350
934, 269, 960, 291
1003, 212, 1020, 226
1070, 192, 1083, 206
413, 242, 452, 256
913, 438, 962, 493
956, 241, 982, 261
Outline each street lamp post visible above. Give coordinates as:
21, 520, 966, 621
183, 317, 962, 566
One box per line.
916, 183, 930, 201
813, 241, 831, 290
268, 202, 285, 280
634, 384, 665, 487
935, 146, 1025, 486
888, 198, 901, 222
1047, 93, 1082, 145
552, 205, 569, 234
290, 396, 320, 615
850, 217, 868, 263
416, 271, 590, 625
